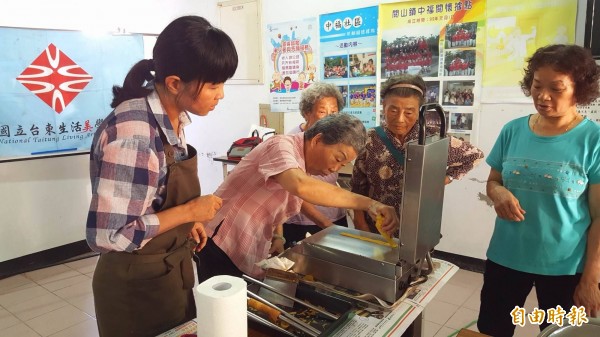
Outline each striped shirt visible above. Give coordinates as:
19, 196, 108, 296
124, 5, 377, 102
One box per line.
285, 124, 346, 225
206, 133, 305, 277
86, 91, 191, 253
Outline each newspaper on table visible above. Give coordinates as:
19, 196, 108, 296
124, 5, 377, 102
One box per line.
158, 259, 458, 337
156, 319, 196, 337
328, 259, 458, 337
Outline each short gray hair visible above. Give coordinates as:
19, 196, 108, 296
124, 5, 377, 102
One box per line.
381, 74, 426, 105
299, 82, 344, 118
304, 113, 366, 154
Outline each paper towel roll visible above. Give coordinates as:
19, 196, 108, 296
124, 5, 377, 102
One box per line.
195, 275, 248, 337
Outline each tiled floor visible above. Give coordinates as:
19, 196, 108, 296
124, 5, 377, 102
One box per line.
422, 267, 541, 337
0, 256, 542, 337
0, 256, 98, 337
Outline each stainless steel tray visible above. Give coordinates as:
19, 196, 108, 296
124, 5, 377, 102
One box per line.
281, 226, 408, 303
538, 318, 600, 337
296, 226, 399, 277
247, 279, 353, 337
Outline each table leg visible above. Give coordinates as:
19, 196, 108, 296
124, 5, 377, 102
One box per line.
402, 313, 423, 337
221, 162, 228, 180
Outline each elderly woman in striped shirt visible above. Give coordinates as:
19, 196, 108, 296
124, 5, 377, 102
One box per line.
196, 113, 399, 282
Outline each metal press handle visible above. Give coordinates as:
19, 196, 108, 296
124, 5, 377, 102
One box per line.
418, 103, 447, 145
247, 311, 297, 337
247, 290, 321, 336
242, 274, 339, 320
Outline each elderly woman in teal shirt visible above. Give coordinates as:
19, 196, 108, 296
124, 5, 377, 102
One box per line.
479, 44, 600, 336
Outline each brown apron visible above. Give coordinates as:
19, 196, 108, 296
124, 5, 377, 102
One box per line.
93, 131, 199, 337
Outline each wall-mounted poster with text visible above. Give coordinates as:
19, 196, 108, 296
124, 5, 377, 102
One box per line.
0, 28, 144, 161
319, 6, 379, 128
266, 18, 318, 113
379, 0, 485, 140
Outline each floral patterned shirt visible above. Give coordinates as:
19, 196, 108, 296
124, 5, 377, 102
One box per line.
351, 123, 484, 229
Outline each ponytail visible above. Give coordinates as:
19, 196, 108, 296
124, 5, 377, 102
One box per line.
110, 59, 155, 108
110, 16, 238, 108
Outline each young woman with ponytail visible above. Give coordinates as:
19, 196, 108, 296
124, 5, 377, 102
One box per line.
86, 16, 238, 336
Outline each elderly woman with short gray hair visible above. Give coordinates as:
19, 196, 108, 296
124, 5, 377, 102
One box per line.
290, 82, 345, 133
281, 82, 348, 251
196, 113, 399, 281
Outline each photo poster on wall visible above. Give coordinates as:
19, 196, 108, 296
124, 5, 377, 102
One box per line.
266, 18, 318, 113
319, 6, 379, 129
0, 27, 144, 162
379, 0, 485, 141
481, 0, 577, 103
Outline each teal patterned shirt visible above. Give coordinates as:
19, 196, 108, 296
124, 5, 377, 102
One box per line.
486, 115, 600, 275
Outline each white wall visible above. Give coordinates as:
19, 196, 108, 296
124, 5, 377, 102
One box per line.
0, 0, 589, 262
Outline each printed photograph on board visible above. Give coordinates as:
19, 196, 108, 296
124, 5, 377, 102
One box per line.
425, 81, 440, 104
450, 112, 473, 131
381, 24, 440, 78
349, 84, 376, 108
442, 81, 475, 106
445, 22, 478, 49
448, 132, 471, 143
324, 55, 348, 79
444, 50, 476, 77
423, 108, 449, 133
349, 52, 377, 78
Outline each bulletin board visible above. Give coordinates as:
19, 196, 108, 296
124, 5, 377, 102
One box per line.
0, 27, 146, 162
218, 0, 263, 84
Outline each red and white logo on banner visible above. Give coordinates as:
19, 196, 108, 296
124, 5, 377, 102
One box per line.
16, 43, 92, 114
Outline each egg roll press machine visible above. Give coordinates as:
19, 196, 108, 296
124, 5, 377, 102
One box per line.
281, 103, 450, 304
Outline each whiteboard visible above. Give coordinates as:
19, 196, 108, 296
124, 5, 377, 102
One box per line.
218, 0, 263, 84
